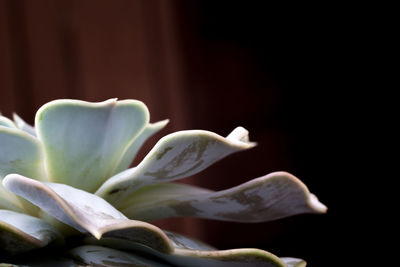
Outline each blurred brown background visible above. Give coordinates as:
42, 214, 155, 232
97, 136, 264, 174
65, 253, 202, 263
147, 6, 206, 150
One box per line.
0, 1, 360, 265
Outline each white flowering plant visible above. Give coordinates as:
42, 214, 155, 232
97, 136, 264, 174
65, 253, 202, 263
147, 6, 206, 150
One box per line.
0, 99, 326, 266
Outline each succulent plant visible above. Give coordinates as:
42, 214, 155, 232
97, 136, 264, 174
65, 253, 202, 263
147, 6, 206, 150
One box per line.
0, 99, 326, 266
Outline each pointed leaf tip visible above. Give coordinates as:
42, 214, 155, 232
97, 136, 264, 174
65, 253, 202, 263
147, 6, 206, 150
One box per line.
309, 193, 327, 213
12, 113, 36, 137
281, 257, 307, 267
226, 126, 257, 147
0, 115, 16, 129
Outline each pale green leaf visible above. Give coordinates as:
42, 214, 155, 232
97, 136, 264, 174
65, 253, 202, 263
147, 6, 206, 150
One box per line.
0, 127, 45, 181
0, 127, 46, 213
3, 174, 173, 253
118, 172, 327, 222
96, 126, 256, 204
35, 99, 150, 192
0, 210, 61, 255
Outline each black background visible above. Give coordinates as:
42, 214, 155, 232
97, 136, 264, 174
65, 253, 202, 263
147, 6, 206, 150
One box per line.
179, 2, 365, 266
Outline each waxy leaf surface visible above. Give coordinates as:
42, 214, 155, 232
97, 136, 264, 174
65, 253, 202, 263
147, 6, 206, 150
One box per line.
119, 172, 327, 222
0, 127, 45, 181
0, 127, 45, 213
113, 119, 169, 174
3, 174, 173, 253
35, 99, 150, 192
97, 127, 256, 204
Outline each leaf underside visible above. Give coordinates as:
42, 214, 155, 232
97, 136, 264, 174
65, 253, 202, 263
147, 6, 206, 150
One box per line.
0, 210, 61, 256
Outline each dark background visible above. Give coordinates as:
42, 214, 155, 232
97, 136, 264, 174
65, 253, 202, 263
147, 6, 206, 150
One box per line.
0, 1, 367, 265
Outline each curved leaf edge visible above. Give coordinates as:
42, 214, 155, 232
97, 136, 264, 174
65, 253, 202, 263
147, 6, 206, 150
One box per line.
96, 126, 256, 204
0, 210, 63, 256
119, 171, 327, 222
2, 174, 174, 254
34, 98, 150, 191
83, 237, 288, 267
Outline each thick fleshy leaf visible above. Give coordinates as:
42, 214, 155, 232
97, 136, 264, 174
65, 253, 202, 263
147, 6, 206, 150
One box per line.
113, 119, 169, 174
0, 210, 61, 255
12, 113, 36, 137
3, 174, 173, 253
70, 245, 170, 267
0, 126, 46, 212
281, 257, 307, 267
96, 126, 256, 204
0, 127, 45, 180
118, 172, 327, 222
35, 99, 150, 192
84, 238, 286, 267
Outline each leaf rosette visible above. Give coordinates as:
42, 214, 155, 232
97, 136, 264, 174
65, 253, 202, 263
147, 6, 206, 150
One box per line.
0, 99, 326, 266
